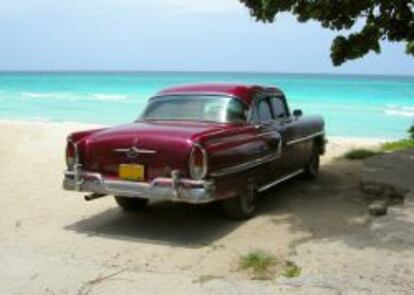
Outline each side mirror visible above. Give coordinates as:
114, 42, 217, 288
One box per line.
293, 109, 303, 117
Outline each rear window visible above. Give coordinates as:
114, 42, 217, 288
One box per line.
140, 95, 247, 123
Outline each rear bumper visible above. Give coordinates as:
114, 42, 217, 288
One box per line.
63, 167, 216, 204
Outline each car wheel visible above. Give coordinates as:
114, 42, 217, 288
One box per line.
303, 146, 320, 180
114, 196, 149, 211
222, 183, 257, 220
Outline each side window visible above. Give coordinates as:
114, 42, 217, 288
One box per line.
226, 99, 247, 123
256, 99, 273, 121
269, 96, 288, 119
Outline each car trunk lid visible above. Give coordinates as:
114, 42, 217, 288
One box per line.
79, 121, 225, 180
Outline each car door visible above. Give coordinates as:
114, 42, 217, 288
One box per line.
249, 95, 289, 180
267, 94, 303, 173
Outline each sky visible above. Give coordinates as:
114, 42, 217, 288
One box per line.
0, 0, 413, 75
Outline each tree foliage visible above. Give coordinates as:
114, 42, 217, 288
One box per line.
239, 0, 414, 65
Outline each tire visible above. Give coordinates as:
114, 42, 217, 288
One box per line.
222, 183, 257, 220
114, 196, 148, 211
303, 145, 320, 180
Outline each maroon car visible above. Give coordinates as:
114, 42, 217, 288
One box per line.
63, 83, 325, 219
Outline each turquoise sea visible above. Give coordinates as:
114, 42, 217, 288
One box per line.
0, 72, 413, 139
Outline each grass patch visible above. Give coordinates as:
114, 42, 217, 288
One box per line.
343, 125, 414, 161
381, 139, 414, 152
239, 250, 277, 280
239, 250, 303, 280
343, 148, 382, 160
343, 139, 414, 161
283, 261, 302, 278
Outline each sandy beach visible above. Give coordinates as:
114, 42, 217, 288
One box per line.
1, 120, 413, 294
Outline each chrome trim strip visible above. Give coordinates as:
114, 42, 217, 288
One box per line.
149, 93, 248, 107
151, 93, 239, 100
211, 152, 281, 178
286, 131, 325, 146
206, 131, 276, 147
258, 169, 304, 193
113, 148, 157, 154
68, 138, 83, 191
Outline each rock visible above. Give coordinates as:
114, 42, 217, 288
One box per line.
368, 201, 388, 217
384, 186, 409, 205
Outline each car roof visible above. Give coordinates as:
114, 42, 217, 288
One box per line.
155, 83, 284, 106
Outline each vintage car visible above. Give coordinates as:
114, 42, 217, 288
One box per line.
63, 83, 325, 219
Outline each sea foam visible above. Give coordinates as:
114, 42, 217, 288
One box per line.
90, 94, 128, 101
385, 105, 414, 117
21, 92, 54, 98
20, 92, 129, 102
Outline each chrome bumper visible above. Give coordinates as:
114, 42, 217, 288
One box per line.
62, 167, 216, 204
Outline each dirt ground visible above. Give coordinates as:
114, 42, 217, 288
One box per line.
1, 121, 413, 295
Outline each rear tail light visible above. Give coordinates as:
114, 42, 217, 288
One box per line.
66, 138, 76, 170
189, 144, 208, 180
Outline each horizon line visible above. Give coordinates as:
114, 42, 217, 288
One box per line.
0, 69, 413, 78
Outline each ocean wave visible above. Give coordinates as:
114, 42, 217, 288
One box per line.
19, 92, 130, 102
21, 92, 83, 101
385, 105, 414, 117
90, 94, 128, 101
21, 92, 55, 98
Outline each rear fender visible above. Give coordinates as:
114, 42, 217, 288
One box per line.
68, 128, 107, 143
66, 128, 107, 168
203, 126, 282, 179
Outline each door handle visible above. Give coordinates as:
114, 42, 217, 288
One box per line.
255, 121, 273, 129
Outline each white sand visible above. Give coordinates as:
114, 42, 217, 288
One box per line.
1, 121, 413, 294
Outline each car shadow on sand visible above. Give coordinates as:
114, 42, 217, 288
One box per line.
65, 158, 414, 251
65, 201, 240, 248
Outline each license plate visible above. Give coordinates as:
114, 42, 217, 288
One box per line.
119, 164, 145, 181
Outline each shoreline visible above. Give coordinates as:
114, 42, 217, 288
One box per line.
0, 118, 104, 129
0, 119, 391, 143
0, 119, 385, 163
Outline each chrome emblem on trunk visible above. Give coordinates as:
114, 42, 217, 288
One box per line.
126, 147, 140, 159
114, 147, 157, 158
113, 138, 157, 158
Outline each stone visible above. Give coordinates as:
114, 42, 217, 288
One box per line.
368, 201, 388, 217
384, 186, 409, 205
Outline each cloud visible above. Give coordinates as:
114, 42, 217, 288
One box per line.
104, 0, 241, 13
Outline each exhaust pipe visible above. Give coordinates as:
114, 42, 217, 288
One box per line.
84, 194, 107, 201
